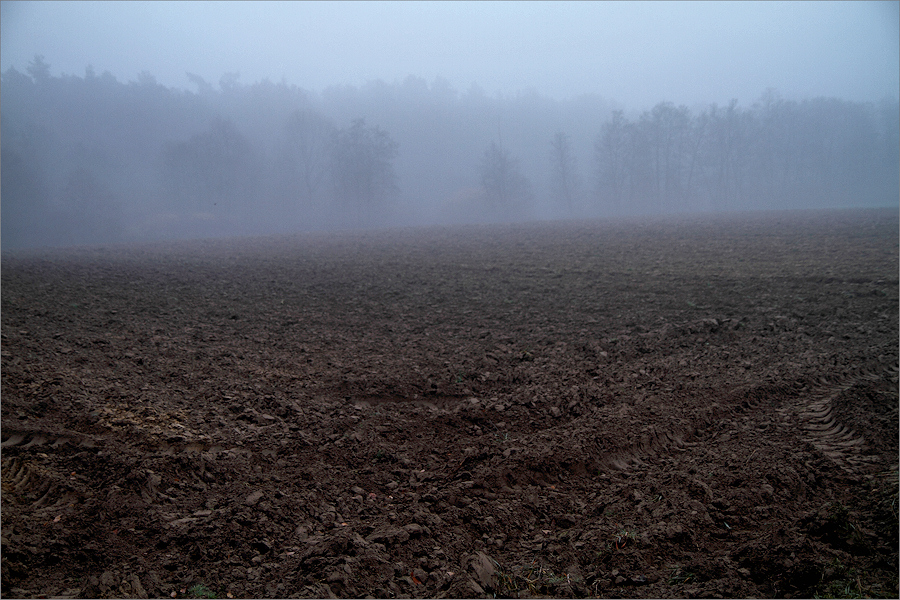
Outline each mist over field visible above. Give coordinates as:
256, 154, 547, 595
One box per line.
1, 1, 898, 250
2, 5, 899, 597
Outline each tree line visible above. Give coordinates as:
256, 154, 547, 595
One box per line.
2, 56, 897, 249
592, 96, 899, 214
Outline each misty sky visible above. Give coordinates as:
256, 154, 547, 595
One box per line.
1, 1, 898, 108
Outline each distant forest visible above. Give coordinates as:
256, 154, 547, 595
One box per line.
2, 56, 898, 249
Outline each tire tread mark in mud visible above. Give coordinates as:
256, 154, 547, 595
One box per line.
1, 427, 99, 450
0, 426, 231, 515
796, 364, 898, 474
1, 456, 81, 511
1, 429, 97, 512
587, 364, 895, 476
599, 426, 698, 472
588, 386, 775, 474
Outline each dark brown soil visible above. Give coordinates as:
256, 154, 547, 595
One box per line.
2, 208, 898, 599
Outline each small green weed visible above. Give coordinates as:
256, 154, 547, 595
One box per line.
187, 584, 217, 599
813, 559, 867, 599
877, 464, 898, 518
546, 572, 570, 586
823, 501, 861, 542
491, 558, 578, 596
614, 527, 637, 548
594, 540, 613, 561
668, 565, 696, 586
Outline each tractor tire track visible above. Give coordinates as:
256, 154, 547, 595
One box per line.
795, 364, 898, 474
1, 455, 84, 513
536, 363, 898, 479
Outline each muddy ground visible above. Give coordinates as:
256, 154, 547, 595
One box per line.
2, 208, 898, 599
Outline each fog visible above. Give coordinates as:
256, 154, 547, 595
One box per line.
1, 1, 898, 250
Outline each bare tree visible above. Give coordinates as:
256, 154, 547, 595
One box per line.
480, 141, 530, 207
161, 117, 259, 212
549, 131, 580, 213
646, 102, 692, 209
595, 110, 628, 211
279, 109, 336, 207
331, 118, 399, 213
705, 99, 748, 208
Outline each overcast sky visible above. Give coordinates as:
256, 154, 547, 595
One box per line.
2, 1, 898, 108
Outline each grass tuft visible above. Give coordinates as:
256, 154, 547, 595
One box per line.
187, 583, 217, 599
813, 559, 867, 599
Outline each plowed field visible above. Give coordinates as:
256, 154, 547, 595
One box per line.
2, 208, 898, 598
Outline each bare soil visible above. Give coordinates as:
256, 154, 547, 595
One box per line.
2, 208, 898, 599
